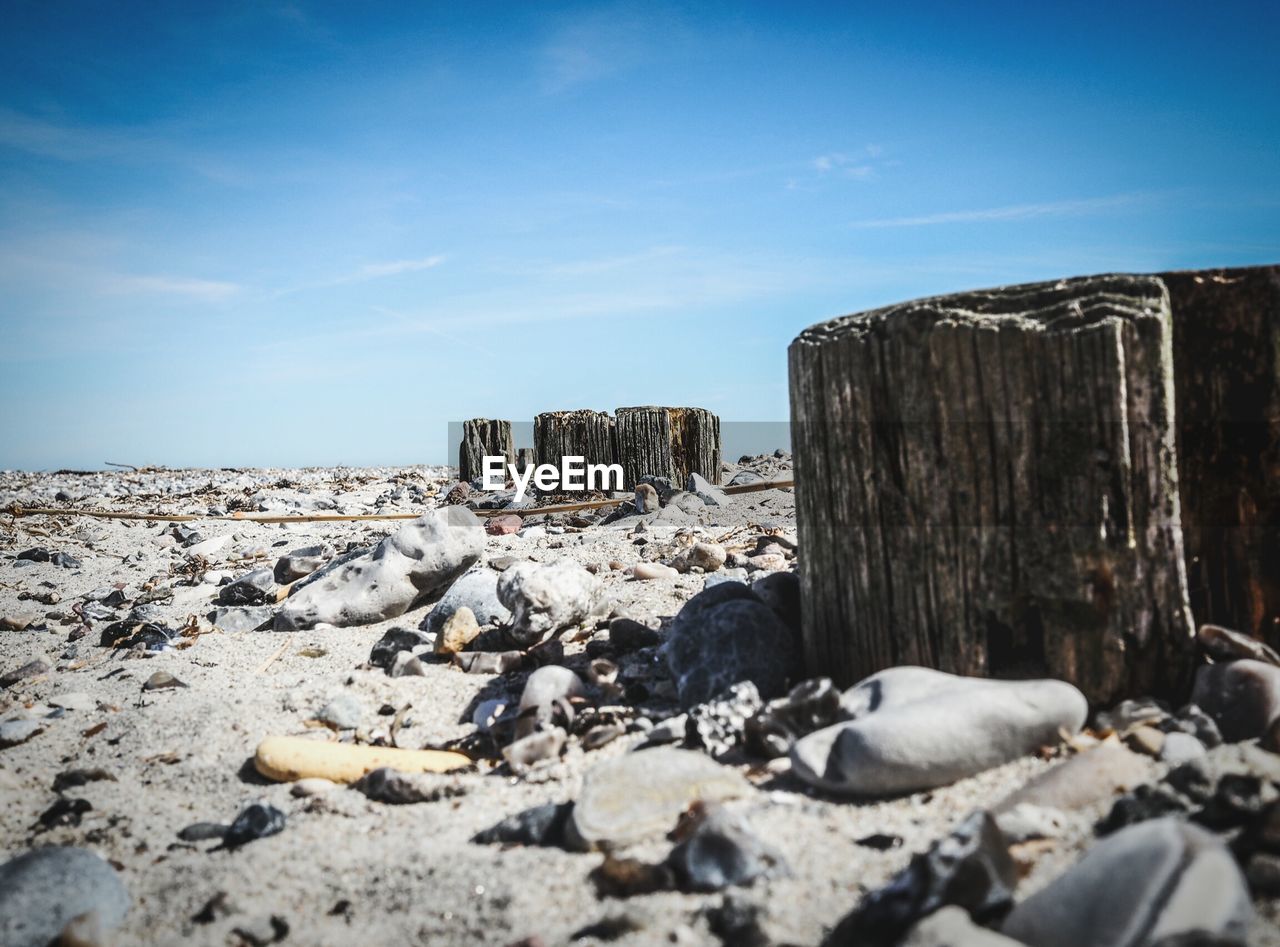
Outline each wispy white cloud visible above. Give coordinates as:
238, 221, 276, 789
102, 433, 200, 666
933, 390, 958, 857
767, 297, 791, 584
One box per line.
105, 274, 241, 300
357, 255, 446, 278
849, 193, 1152, 228
813, 146, 883, 180
539, 7, 688, 93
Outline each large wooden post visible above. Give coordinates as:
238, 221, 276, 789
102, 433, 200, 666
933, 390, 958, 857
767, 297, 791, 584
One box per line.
458, 419, 514, 484
615, 406, 722, 488
1166, 266, 1280, 646
789, 275, 1196, 704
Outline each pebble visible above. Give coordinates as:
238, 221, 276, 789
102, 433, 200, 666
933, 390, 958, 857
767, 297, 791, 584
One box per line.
290, 777, 336, 797
185, 534, 231, 559
435, 606, 481, 654
1159, 732, 1207, 765
1191, 658, 1280, 741
472, 698, 509, 733
664, 584, 800, 709
369, 626, 431, 670
792, 667, 1088, 796
354, 767, 465, 804
1001, 818, 1251, 946
746, 677, 844, 758
634, 483, 659, 514
826, 811, 1016, 947
207, 605, 274, 632
632, 562, 678, 580
224, 803, 287, 847
1, 657, 51, 688
746, 553, 787, 572
997, 745, 1150, 812
503, 727, 567, 774
497, 560, 602, 647
473, 801, 574, 848
486, 513, 522, 536
273, 544, 333, 584
667, 803, 786, 892
566, 747, 750, 851
276, 507, 484, 630
424, 566, 511, 635
686, 473, 728, 506
0, 847, 130, 947
669, 542, 727, 574
317, 694, 363, 730
0, 718, 44, 748
143, 671, 187, 691
1, 612, 40, 631
218, 568, 276, 605
1122, 725, 1165, 757
994, 803, 1067, 843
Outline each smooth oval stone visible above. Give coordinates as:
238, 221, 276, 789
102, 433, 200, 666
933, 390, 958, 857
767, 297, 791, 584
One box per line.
425, 566, 510, 635
0, 847, 130, 947
567, 748, 750, 851
276, 507, 484, 630
1192, 658, 1280, 742
1198, 623, 1280, 666
998, 745, 1151, 813
497, 560, 601, 647
1001, 818, 1251, 947
633, 562, 678, 580
435, 606, 480, 655
791, 669, 1088, 796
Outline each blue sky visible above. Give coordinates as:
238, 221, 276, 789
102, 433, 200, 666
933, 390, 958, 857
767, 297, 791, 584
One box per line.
2, 1, 1277, 469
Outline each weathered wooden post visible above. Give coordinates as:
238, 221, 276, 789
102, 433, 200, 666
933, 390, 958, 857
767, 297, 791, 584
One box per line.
458, 419, 514, 484
1165, 265, 1280, 645
533, 410, 617, 477
615, 406, 722, 488
789, 275, 1196, 704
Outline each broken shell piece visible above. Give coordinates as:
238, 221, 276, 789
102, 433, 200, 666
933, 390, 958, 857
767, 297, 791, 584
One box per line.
254, 735, 470, 783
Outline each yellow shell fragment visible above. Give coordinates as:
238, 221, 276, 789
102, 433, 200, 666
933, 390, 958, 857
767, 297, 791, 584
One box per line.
254, 735, 471, 783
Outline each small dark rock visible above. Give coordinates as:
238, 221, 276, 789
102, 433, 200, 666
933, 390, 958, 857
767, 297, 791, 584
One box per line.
52, 768, 115, 793
608, 618, 662, 651
224, 803, 286, 847
38, 796, 92, 829
1198, 623, 1280, 666
219, 569, 276, 606
667, 803, 787, 892
179, 822, 230, 842
473, 802, 574, 848
369, 626, 431, 670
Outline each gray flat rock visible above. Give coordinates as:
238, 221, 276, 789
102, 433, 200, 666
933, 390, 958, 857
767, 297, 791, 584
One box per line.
424, 566, 510, 636
0, 846, 130, 947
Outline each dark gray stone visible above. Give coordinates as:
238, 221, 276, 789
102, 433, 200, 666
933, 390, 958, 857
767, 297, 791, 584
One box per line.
369, 626, 431, 670
667, 803, 787, 892
273, 544, 333, 584
664, 586, 799, 709
218, 568, 276, 606
1192, 659, 1280, 741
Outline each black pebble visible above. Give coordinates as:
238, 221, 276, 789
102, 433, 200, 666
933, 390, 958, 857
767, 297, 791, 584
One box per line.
224, 803, 286, 847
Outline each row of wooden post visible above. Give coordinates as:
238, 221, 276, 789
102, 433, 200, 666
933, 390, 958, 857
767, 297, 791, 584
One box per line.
458, 406, 721, 489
